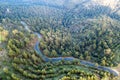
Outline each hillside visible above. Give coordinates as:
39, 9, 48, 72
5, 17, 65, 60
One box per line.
0, 0, 120, 80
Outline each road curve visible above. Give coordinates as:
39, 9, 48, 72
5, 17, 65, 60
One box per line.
21, 21, 119, 77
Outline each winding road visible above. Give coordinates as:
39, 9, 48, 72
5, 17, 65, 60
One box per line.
21, 21, 119, 77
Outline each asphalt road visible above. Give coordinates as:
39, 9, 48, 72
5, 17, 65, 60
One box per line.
21, 21, 119, 77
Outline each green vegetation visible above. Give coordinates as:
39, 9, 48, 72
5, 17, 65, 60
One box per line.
39, 28, 73, 57
0, 27, 8, 42
38, 24, 120, 67
72, 21, 120, 66
0, 0, 119, 80
0, 28, 118, 80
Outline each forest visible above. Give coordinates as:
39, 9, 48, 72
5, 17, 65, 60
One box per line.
0, 0, 120, 80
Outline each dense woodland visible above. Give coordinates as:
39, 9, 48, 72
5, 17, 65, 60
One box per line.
0, 0, 120, 80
